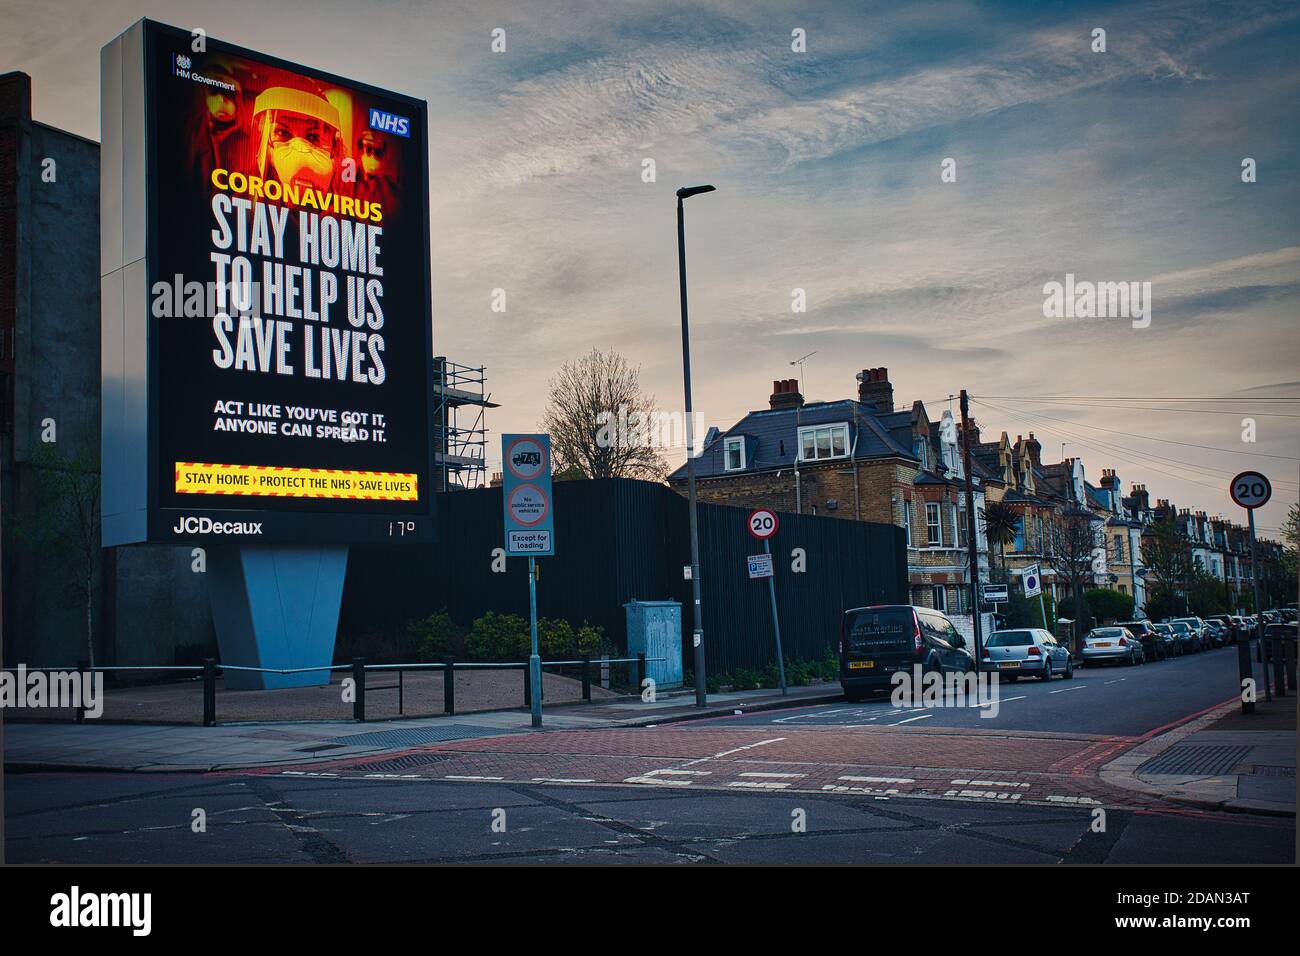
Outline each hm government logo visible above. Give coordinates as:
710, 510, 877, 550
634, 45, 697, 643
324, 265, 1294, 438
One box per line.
172, 515, 264, 536
175, 54, 191, 71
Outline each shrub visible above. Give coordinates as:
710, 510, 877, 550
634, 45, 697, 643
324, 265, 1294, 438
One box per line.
464, 611, 530, 662
407, 609, 463, 661
1083, 588, 1134, 624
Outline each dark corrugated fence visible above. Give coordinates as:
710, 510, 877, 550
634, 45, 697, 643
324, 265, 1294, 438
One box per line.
340, 478, 905, 674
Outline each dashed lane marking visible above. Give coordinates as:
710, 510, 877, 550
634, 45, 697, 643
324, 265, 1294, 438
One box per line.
840, 775, 915, 784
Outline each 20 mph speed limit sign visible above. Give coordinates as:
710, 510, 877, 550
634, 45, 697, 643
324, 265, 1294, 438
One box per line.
1230, 471, 1272, 510
747, 508, 779, 539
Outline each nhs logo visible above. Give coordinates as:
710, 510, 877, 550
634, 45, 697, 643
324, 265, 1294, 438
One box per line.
368, 108, 411, 138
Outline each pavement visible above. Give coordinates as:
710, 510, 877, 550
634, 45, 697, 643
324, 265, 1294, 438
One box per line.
1101, 692, 1296, 817
1, 682, 840, 772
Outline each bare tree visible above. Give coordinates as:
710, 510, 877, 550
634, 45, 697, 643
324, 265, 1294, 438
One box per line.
1046, 508, 1100, 635
541, 348, 668, 480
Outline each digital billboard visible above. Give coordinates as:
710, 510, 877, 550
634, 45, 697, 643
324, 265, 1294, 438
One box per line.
101, 20, 434, 544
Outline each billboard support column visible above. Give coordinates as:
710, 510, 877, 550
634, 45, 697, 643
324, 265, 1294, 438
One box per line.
206, 545, 348, 690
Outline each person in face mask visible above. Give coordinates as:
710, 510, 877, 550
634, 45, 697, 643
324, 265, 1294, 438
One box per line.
252, 87, 343, 194
351, 128, 400, 212
187, 57, 253, 185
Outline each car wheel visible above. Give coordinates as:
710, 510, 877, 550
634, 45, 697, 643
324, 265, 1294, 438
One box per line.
844, 688, 863, 703
1040, 660, 1052, 681
1063, 658, 1074, 679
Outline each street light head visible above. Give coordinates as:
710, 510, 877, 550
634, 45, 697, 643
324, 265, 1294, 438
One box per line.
676, 184, 716, 199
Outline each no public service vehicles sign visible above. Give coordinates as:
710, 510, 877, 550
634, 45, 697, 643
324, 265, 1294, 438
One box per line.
502, 434, 554, 555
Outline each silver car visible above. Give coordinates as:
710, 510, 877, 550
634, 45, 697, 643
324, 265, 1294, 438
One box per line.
981, 628, 1073, 681
1081, 626, 1145, 666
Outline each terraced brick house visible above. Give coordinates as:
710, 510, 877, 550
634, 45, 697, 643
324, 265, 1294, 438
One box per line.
666, 368, 992, 625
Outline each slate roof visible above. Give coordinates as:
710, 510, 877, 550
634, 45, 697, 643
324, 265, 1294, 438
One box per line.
667, 399, 918, 481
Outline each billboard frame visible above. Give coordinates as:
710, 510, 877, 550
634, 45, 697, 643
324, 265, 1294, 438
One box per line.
101, 18, 436, 546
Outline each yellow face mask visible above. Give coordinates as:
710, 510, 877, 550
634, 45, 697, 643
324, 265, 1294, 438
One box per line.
270, 137, 335, 190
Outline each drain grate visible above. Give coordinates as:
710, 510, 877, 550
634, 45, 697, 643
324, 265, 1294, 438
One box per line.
354, 752, 454, 774
1138, 744, 1252, 777
1250, 765, 1295, 779
326, 725, 517, 748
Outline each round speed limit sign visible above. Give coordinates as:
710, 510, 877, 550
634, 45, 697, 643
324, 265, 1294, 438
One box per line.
1230, 471, 1272, 510
747, 508, 779, 540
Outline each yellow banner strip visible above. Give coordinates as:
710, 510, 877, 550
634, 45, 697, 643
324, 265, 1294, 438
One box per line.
175, 462, 418, 501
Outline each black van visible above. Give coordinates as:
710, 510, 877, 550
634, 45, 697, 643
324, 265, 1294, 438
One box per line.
839, 604, 975, 702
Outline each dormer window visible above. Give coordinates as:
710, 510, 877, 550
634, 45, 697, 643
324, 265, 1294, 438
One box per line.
723, 436, 746, 472
798, 423, 849, 461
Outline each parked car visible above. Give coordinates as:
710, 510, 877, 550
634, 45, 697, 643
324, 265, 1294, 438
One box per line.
839, 605, 975, 701
1166, 620, 1197, 654
981, 628, 1073, 681
1228, 616, 1254, 640
1202, 620, 1230, 647
1152, 622, 1182, 657
1117, 620, 1165, 660
1205, 615, 1238, 641
1170, 617, 1207, 651
1081, 626, 1145, 666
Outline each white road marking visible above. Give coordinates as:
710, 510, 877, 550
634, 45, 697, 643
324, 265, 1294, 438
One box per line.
1049, 685, 1087, 694
1104, 679, 1126, 685
839, 775, 914, 784
776, 709, 854, 722
944, 789, 1024, 801
951, 779, 1030, 788
728, 780, 791, 790
654, 769, 711, 776
890, 714, 933, 725
738, 771, 805, 779
444, 775, 504, 781
623, 776, 692, 787
532, 777, 595, 784
1046, 794, 1101, 805
680, 737, 785, 767
999, 696, 1027, 703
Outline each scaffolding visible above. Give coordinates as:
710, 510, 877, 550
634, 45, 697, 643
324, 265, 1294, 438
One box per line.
432, 357, 497, 491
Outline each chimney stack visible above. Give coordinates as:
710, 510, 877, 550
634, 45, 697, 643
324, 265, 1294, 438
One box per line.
769, 378, 804, 411
857, 367, 894, 413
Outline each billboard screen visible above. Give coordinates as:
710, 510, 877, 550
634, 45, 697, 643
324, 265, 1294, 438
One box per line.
102, 20, 434, 544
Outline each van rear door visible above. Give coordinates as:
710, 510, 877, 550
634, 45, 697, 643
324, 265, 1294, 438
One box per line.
843, 607, 915, 675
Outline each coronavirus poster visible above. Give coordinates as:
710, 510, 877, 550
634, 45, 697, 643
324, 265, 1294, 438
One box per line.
103, 20, 434, 543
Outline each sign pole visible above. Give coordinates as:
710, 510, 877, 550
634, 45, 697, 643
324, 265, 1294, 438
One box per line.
959, 390, 984, 670
528, 556, 542, 728
502, 433, 555, 728
763, 538, 787, 695
1038, 592, 1049, 631
1230, 471, 1272, 709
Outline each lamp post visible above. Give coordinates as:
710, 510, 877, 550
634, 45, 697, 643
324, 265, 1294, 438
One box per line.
677, 184, 715, 707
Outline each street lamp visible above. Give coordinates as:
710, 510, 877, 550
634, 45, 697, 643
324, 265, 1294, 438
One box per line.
676, 183, 715, 707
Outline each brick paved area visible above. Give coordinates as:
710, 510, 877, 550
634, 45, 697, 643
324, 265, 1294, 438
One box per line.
281, 722, 1177, 811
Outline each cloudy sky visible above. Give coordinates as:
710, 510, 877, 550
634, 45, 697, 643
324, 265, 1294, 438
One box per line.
4, 0, 1298, 534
